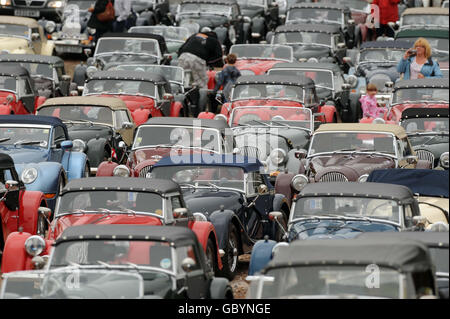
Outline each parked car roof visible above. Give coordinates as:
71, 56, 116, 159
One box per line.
360, 41, 411, 50
0, 15, 40, 28
364, 231, 448, 248
396, 28, 449, 39
0, 153, 14, 170
401, 107, 449, 120
39, 97, 129, 111
270, 62, 341, 73
144, 117, 230, 131
289, 2, 350, 11
235, 75, 315, 87
0, 54, 64, 67
61, 177, 181, 195
180, 0, 238, 4
55, 225, 198, 247
314, 123, 407, 139
402, 7, 449, 15
297, 182, 416, 204
367, 169, 449, 198
275, 23, 341, 34
100, 32, 167, 53
265, 233, 433, 273
0, 114, 68, 132
0, 65, 30, 77
87, 71, 167, 84
394, 78, 449, 90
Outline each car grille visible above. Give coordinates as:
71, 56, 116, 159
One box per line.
14, 0, 46, 7
415, 149, 435, 168
138, 165, 152, 178
239, 146, 262, 161
319, 172, 349, 182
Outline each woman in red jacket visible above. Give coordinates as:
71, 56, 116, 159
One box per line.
372, 0, 400, 38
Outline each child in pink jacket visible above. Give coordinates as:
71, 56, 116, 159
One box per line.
359, 83, 387, 118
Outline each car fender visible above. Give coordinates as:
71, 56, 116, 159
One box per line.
15, 163, 62, 196
248, 238, 277, 275
209, 209, 241, 250
1, 231, 32, 273
198, 111, 215, 120
96, 160, 118, 176
275, 172, 294, 207
64, 151, 88, 180
19, 190, 47, 235
170, 101, 183, 117
86, 137, 108, 169
35, 96, 47, 109
273, 193, 289, 213
189, 221, 223, 270
209, 277, 232, 299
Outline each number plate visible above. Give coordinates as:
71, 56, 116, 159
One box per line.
14, 9, 40, 17
58, 45, 82, 53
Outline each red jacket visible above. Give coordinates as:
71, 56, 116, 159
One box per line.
372, 0, 400, 25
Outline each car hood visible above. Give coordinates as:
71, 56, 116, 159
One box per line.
67, 124, 112, 142
183, 189, 243, 215
0, 38, 30, 54
0, 145, 48, 164
310, 154, 395, 181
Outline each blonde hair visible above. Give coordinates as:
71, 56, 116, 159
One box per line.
367, 83, 378, 92
414, 38, 432, 59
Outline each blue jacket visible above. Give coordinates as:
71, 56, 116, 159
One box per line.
397, 56, 443, 80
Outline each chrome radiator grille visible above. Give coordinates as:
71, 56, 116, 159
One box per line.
319, 172, 349, 182
138, 165, 152, 178
14, 0, 46, 7
415, 149, 435, 168
239, 146, 262, 161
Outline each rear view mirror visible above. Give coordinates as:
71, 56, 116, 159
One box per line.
60, 140, 73, 150
5, 180, 19, 192
173, 208, 188, 219
31, 33, 40, 41
181, 257, 196, 273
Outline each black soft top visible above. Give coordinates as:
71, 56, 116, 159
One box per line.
0, 153, 14, 170
62, 177, 180, 195
87, 71, 167, 84
360, 41, 411, 50
265, 233, 433, 273
360, 232, 449, 249
289, 2, 350, 11
401, 107, 449, 120
100, 32, 167, 53
275, 24, 341, 34
144, 117, 230, 131
270, 62, 341, 73
394, 78, 449, 90
56, 225, 197, 247
0, 54, 64, 66
0, 65, 30, 77
296, 182, 416, 204
235, 75, 315, 87
0, 115, 68, 138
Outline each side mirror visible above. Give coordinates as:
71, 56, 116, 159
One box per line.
38, 207, 52, 219
295, 149, 307, 159
385, 81, 394, 88
343, 56, 352, 65
348, 19, 355, 25
342, 83, 351, 90
413, 215, 427, 227
163, 93, 174, 101
5, 180, 19, 192
31, 33, 40, 41
61, 75, 71, 82
243, 16, 251, 23
173, 207, 188, 219
69, 90, 78, 96
337, 42, 346, 49
60, 140, 73, 150
121, 121, 134, 129
257, 184, 268, 195
77, 86, 84, 95
181, 257, 197, 273
118, 141, 127, 149
232, 147, 240, 155
84, 48, 92, 58
269, 211, 283, 221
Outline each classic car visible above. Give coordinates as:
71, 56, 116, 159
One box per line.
132, 0, 172, 26
210, 75, 334, 122
0, 153, 49, 252
443, 0, 449, 7
0, 54, 74, 98
96, 117, 235, 178
237, 0, 279, 43
0, 16, 54, 55
82, 71, 183, 126
0, 115, 89, 209
229, 106, 313, 183
1, 178, 224, 277
400, 108, 449, 169
248, 181, 426, 275
0, 0, 65, 21
72, 33, 170, 86
0, 66, 47, 115
284, 2, 359, 49
148, 154, 291, 279
175, 0, 248, 50
399, 7, 449, 31
39, 0, 96, 56
1, 224, 232, 299
367, 169, 449, 227
267, 62, 356, 122
269, 24, 348, 71
385, 78, 449, 124
247, 233, 439, 299
37, 97, 135, 174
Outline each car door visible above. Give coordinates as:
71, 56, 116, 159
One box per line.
245, 172, 272, 239
18, 77, 36, 114
176, 244, 210, 298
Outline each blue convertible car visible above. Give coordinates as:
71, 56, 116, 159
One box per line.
0, 115, 89, 209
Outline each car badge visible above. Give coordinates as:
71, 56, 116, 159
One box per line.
26, 0, 32, 6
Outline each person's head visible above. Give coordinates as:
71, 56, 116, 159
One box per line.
367, 83, 378, 97
226, 53, 237, 65
413, 38, 432, 59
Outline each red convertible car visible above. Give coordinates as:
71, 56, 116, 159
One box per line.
82, 71, 183, 126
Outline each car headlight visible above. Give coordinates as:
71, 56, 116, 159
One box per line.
193, 212, 208, 222
214, 114, 227, 122
45, 21, 56, 33
358, 174, 369, 183
270, 148, 286, 165
0, 0, 12, 5
48, 0, 64, 8
72, 139, 86, 152
21, 167, 38, 184
25, 235, 46, 257
347, 75, 357, 88
307, 57, 319, 63
86, 66, 97, 77
291, 174, 308, 191
113, 165, 130, 177
87, 27, 96, 35
440, 152, 449, 169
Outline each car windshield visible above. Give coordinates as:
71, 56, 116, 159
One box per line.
232, 84, 304, 102
269, 69, 333, 89
0, 75, 16, 91
230, 106, 312, 131
402, 14, 449, 27
55, 190, 164, 217
129, 26, 190, 42
253, 266, 404, 299
293, 196, 402, 223
230, 45, 293, 61
429, 247, 449, 274
96, 38, 159, 56
38, 106, 114, 125
179, 3, 231, 16
273, 32, 332, 47
360, 49, 405, 63
398, 37, 449, 52
393, 88, 449, 104
402, 117, 449, 134
0, 24, 30, 39
0, 62, 54, 79
133, 125, 221, 152
322, 0, 370, 12
84, 79, 156, 97
110, 65, 183, 84
237, 0, 265, 8
67, 0, 94, 10
287, 8, 343, 24
0, 126, 50, 148
151, 165, 246, 192
309, 132, 396, 156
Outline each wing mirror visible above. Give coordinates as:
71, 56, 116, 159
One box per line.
77, 86, 84, 95
118, 141, 127, 149
337, 42, 346, 49
341, 83, 351, 90
84, 48, 92, 58
61, 75, 71, 82
173, 207, 188, 219
257, 184, 268, 195
295, 149, 307, 159
5, 180, 19, 192
121, 121, 134, 129
412, 215, 427, 227
163, 93, 174, 101
348, 19, 355, 25
31, 33, 40, 41
232, 147, 240, 155
269, 211, 283, 220
60, 140, 73, 150
385, 81, 394, 88
181, 257, 197, 273
38, 207, 52, 219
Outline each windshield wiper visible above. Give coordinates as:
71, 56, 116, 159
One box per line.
0, 137, 11, 143
343, 214, 373, 223
13, 140, 44, 146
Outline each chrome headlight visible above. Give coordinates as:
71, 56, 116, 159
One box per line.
347, 75, 358, 88
113, 165, 130, 177
270, 148, 286, 165
86, 66, 97, 77
87, 27, 96, 35
45, 21, 56, 33
291, 174, 308, 191
72, 139, 86, 152
440, 152, 449, 169
358, 174, 369, 183
193, 212, 208, 222
21, 167, 38, 184
48, 0, 64, 8
214, 114, 227, 122
307, 57, 319, 63
25, 235, 46, 257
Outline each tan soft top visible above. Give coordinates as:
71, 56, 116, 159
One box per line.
315, 123, 407, 139
402, 7, 449, 15
39, 96, 128, 111
0, 16, 40, 28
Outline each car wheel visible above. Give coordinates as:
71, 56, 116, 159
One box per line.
205, 238, 218, 275
220, 224, 239, 280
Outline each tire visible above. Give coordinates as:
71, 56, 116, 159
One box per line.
205, 238, 218, 275
220, 223, 239, 280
